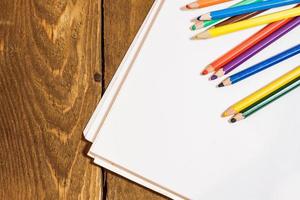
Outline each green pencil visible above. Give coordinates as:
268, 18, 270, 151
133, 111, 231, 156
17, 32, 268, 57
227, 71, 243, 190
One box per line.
231, 77, 300, 123
190, 0, 263, 31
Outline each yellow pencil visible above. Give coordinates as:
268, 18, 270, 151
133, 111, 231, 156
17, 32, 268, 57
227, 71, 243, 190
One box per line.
192, 7, 300, 39
223, 66, 300, 117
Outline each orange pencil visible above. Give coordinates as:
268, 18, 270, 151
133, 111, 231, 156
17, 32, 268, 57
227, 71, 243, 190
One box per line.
201, 18, 295, 75
181, 0, 231, 10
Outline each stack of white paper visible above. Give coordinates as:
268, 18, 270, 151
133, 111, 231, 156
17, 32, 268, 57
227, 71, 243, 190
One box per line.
84, 1, 300, 199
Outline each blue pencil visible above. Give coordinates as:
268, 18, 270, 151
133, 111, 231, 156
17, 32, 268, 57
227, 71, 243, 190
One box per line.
218, 44, 300, 87
198, 0, 300, 20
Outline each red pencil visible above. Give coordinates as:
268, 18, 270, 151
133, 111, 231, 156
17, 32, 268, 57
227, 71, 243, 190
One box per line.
201, 5, 300, 75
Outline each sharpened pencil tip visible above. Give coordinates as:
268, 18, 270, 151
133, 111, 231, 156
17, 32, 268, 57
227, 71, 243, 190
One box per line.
210, 75, 218, 81
218, 82, 224, 88
190, 25, 197, 31
191, 31, 211, 40
230, 118, 237, 123
201, 69, 208, 75
199, 13, 211, 21
222, 112, 228, 118
180, 5, 189, 11
222, 107, 236, 117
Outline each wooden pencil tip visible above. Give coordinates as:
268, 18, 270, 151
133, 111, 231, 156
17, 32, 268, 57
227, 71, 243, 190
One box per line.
180, 5, 189, 11
193, 21, 204, 30
183, 2, 199, 10
190, 18, 197, 23
199, 16, 205, 21
191, 31, 211, 40
222, 78, 232, 87
199, 13, 211, 21
232, 113, 244, 122
202, 65, 214, 75
190, 35, 198, 40
212, 69, 225, 80
222, 112, 228, 118
222, 107, 236, 117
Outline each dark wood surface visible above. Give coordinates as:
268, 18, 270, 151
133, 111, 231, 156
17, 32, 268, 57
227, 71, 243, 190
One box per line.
0, 0, 168, 199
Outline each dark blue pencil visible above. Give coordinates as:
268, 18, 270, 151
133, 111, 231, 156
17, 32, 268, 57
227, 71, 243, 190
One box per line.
199, 0, 300, 20
218, 44, 300, 87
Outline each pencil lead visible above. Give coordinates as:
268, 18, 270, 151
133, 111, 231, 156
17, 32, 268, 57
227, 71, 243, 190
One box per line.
180, 5, 189, 11
210, 75, 218, 81
230, 118, 237, 123
201, 69, 209, 75
217, 82, 224, 88
190, 24, 197, 31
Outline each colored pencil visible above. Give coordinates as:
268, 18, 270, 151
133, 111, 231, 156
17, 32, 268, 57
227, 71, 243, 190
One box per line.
181, 0, 231, 10
199, 0, 300, 20
222, 66, 300, 117
192, 11, 263, 30
231, 77, 300, 123
210, 16, 300, 80
192, 6, 300, 39
214, 10, 265, 27
201, 17, 294, 75
219, 44, 300, 87
191, 0, 264, 31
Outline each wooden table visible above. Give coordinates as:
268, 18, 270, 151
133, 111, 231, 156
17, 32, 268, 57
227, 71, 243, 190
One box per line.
0, 0, 168, 199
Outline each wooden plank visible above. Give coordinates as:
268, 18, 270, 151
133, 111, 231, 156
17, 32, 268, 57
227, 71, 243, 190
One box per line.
0, 0, 102, 199
103, 0, 169, 199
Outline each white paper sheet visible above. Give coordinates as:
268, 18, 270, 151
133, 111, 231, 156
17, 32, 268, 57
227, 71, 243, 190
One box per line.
85, 1, 300, 199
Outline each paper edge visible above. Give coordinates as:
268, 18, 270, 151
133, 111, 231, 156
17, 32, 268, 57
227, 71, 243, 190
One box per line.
83, 0, 164, 142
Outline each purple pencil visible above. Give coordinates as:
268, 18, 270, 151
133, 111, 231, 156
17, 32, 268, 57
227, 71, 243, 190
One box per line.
210, 16, 300, 80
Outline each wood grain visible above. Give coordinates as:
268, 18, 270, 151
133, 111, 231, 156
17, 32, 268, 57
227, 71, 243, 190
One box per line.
0, 0, 102, 199
103, 0, 169, 199
1, 0, 171, 199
